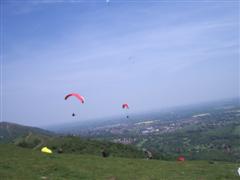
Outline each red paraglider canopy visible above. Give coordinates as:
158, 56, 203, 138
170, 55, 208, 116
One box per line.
177, 156, 185, 161
65, 93, 85, 104
122, 103, 129, 109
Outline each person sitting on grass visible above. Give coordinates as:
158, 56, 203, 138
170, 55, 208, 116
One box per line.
144, 150, 153, 160
101, 148, 110, 158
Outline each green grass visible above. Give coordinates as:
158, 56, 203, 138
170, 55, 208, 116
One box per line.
0, 144, 239, 180
15, 135, 145, 159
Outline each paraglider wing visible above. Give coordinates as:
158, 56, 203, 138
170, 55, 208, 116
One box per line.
41, 147, 52, 154
122, 103, 130, 119
122, 103, 129, 109
177, 156, 185, 161
65, 93, 85, 104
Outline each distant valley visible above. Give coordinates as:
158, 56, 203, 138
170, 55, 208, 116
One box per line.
51, 98, 240, 162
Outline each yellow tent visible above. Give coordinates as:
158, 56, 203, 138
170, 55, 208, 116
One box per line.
41, 147, 52, 154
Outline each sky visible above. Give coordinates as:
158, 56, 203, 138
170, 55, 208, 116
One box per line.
1, 0, 239, 127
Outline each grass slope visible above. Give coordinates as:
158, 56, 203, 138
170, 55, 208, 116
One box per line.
15, 134, 145, 159
0, 144, 239, 180
0, 122, 54, 143
0, 122, 144, 159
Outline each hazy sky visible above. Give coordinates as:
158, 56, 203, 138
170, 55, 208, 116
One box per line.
1, 0, 239, 127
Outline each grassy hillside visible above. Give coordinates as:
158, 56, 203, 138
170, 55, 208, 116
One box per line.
0, 122, 54, 143
0, 144, 239, 180
42, 136, 145, 158
0, 122, 144, 159
15, 134, 145, 158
